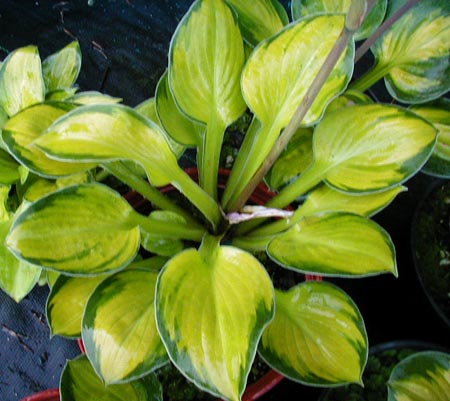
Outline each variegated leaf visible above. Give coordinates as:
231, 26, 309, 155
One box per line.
267, 212, 397, 277
223, 14, 353, 208
60, 355, 163, 401
35, 104, 181, 187
155, 72, 202, 147
6, 184, 140, 275
388, 351, 450, 401
156, 240, 274, 401
0, 45, 45, 116
411, 99, 450, 178
42, 41, 82, 92
136, 94, 186, 159
83, 269, 168, 384
68, 91, 122, 105
260, 282, 367, 385
0, 148, 21, 185
47, 274, 106, 338
2, 102, 95, 177
291, 0, 387, 40
369, 0, 450, 103
224, 0, 288, 46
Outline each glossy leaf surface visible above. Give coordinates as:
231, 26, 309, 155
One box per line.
268, 212, 396, 277
35, 104, 181, 187
314, 104, 436, 193
60, 355, 162, 401
388, 351, 450, 401
169, 0, 246, 127
291, 0, 387, 40
0, 45, 45, 116
42, 41, 82, 92
261, 282, 367, 385
47, 274, 106, 337
0, 149, 21, 185
225, 0, 288, 46
370, 0, 450, 103
83, 269, 168, 384
7, 184, 140, 275
2, 102, 95, 177
156, 243, 274, 401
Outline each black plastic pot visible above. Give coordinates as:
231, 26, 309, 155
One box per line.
411, 179, 450, 330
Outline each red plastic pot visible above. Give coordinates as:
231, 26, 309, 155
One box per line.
19, 389, 60, 401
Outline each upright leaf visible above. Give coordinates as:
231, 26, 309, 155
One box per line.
60, 355, 163, 401
291, 0, 387, 40
169, 0, 246, 198
6, 184, 140, 275
260, 282, 368, 385
83, 269, 168, 384
156, 239, 274, 401
267, 212, 397, 277
223, 14, 353, 208
225, 0, 288, 46
388, 351, 450, 401
42, 41, 82, 92
0, 46, 45, 116
2, 102, 95, 177
354, 0, 450, 103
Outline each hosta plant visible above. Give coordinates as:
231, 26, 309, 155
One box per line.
1, 0, 449, 400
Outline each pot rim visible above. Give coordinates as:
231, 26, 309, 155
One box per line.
19, 388, 60, 401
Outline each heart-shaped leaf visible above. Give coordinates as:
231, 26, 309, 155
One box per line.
0, 45, 45, 116
224, 0, 288, 46
357, 0, 450, 103
6, 184, 140, 275
156, 238, 274, 401
169, 0, 246, 197
388, 351, 450, 401
291, 0, 387, 41
260, 281, 368, 386
47, 274, 106, 338
42, 41, 82, 92
83, 269, 168, 384
267, 212, 396, 277
411, 99, 450, 178
271, 104, 437, 208
60, 355, 163, 401
2, 102, 95, 177
223, 13, 353, 208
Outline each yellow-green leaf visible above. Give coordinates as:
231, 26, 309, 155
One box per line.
411, 99, 450, 178
46, 87, 78, 101
156, 240, 274, 401
42, 41, 82, 92
155, 72, 203, 147
6, 184, 140, 275
224, 14, 353, 208
0, 218, 41, 302
260, 282, 368, 385
47, 275, 106, 338
292, 0, 387, 41
0, 148, 21, 185
2, 102, 95, 177
388, 351, 450, 401
224, 0, 288, 46
267, 212, 397, 277
136, 94, 186, 159
60, 355, 163, 401
68, 90, 122, 105
0, 45, 45, 116
83, 269, 168, 384
35, 104, 181, 187
368, 0, 450, 103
